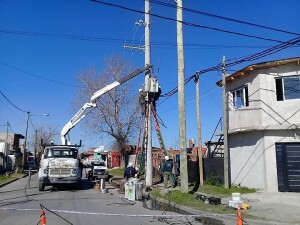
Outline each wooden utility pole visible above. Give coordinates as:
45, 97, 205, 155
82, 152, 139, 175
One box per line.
222, 56, 230, 189
177, 0, 188, 193
195, 73, 204, 186
145, 0, 153, 187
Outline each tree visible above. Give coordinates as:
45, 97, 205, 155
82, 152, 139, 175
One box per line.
30, 126, 59, 157
75, 55, 141, 166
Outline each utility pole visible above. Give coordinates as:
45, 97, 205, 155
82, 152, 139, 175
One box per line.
34, 130, 38, 164
5, 122, 9, 170
195, 73, 204, 186
222, 56, 230, 189
23, 111, 30, 170
145, 0, 152, 187
177, 0, 188, 193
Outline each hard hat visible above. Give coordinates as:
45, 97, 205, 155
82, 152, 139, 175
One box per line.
165, 156, 169, 160
139, 88, 143, 92
128, 162, 133, 167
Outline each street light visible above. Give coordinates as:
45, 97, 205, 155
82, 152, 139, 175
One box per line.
23, 112, 49, 169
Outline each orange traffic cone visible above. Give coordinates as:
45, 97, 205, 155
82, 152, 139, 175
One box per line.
40, 209, 46, 225
237, 204, 243, 225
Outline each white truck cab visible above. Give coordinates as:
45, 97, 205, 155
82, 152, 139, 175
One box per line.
38, 143, 82, 191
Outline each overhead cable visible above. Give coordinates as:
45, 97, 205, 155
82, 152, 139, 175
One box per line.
0, 90, 28, 113
150, 0, 300, 36
90, 0, 286, 43
161, 36, 300, 98
0, 60, 81, 88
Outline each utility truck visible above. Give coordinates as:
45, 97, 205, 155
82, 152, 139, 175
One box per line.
85, 148, 109, 181
38, 141, 82, 191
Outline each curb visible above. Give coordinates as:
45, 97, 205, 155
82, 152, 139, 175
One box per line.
0, 174, 28, 188
0, 178, 19, 188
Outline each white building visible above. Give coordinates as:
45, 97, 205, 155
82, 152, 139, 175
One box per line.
221, 57, 300, 192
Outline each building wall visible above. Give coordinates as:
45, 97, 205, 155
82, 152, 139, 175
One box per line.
227, 63, 300, 131
226, 62, 300, 192
230, 129, 300, 191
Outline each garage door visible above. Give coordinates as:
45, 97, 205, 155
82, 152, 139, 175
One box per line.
276, 143, 300, 192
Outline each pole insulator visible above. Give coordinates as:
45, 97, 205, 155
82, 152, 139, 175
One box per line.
40, 209, 46, 225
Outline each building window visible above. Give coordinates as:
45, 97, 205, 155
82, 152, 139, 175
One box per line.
276, 76, 300, 101
231, 86, 249, 109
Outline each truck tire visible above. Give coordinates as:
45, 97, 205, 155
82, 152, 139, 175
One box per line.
39, 181, 45, 191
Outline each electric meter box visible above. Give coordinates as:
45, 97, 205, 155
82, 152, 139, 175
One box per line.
145, 78, 159, 93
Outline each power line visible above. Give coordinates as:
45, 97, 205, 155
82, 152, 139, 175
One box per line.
90, 0, 288, 43
160, 36, 300, 100
0, 60, 80, 88
0, 29, 280, 49
150, 0, 300, 36
0, 90, 28, 113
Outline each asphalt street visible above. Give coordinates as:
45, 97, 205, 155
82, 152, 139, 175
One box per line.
0, 174, 208, 225
1, 174, 299, 225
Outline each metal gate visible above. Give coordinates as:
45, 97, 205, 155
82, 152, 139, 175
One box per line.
276, 142, 300, 192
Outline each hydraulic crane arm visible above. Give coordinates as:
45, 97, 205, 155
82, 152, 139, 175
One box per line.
61, 64, 152, 144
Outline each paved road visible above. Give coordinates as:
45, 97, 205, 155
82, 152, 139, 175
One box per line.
2, 174, 297, 225
0, 174, 207, 225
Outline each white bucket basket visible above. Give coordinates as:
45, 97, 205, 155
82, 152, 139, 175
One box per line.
232, 193, 241, 201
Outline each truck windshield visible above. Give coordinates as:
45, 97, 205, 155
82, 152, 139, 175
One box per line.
44, 148, 78, 159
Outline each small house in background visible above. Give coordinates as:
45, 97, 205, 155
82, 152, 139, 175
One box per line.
0, 133, 24, 171
219, 57, 300, 192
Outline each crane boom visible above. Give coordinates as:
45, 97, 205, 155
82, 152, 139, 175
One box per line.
61, 64, 152, 144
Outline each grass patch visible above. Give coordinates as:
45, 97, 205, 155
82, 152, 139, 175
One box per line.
0, 173, 24, 185
196, 184, 256, 198
151, 188, 235, 214
150, 184, 257, 218
108, 167, 125, 177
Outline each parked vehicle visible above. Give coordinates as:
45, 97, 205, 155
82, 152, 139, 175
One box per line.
38, 141, 82, 191
87, 160, 108, 181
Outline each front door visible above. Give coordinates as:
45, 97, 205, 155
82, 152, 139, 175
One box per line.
276, 142, 300, 192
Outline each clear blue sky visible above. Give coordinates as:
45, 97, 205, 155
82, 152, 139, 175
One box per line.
1, 0, 299, 151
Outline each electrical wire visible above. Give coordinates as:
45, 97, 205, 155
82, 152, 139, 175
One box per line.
150, 0, 300, 36
160, 36, 300, 100
0, 90, 28, 113
0, 29, 280, 49
0, 60, 80, 88
90, 0, 289, 43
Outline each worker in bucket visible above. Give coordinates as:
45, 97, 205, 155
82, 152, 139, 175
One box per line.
162, 156, 173, 188
124, 162, 137, 181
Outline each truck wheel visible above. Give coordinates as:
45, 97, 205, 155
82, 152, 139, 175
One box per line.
39, 181, 45, 191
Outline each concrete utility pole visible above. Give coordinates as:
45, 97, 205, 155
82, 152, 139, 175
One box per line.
222, 56, 230, 189
195, 73, 204, 186
145, 0, 153, 187
23, 111, 30, 169
177, 0, 188, 193
34, 130, 38, 164
5, 122, 9, 169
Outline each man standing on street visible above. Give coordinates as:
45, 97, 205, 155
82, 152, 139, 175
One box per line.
162, 156, 173, 188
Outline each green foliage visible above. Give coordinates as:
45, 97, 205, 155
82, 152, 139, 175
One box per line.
0, 173, 24, 185
151, 189, 235, 214
205, 175, 223, 186
108, 167, 125, 177
197, 184, 256, 197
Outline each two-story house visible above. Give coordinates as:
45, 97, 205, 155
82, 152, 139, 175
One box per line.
221, 57, 300, 192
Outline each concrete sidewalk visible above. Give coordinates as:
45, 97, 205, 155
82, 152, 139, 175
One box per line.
110, 178, 300, 224
235, 191, 300, 224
